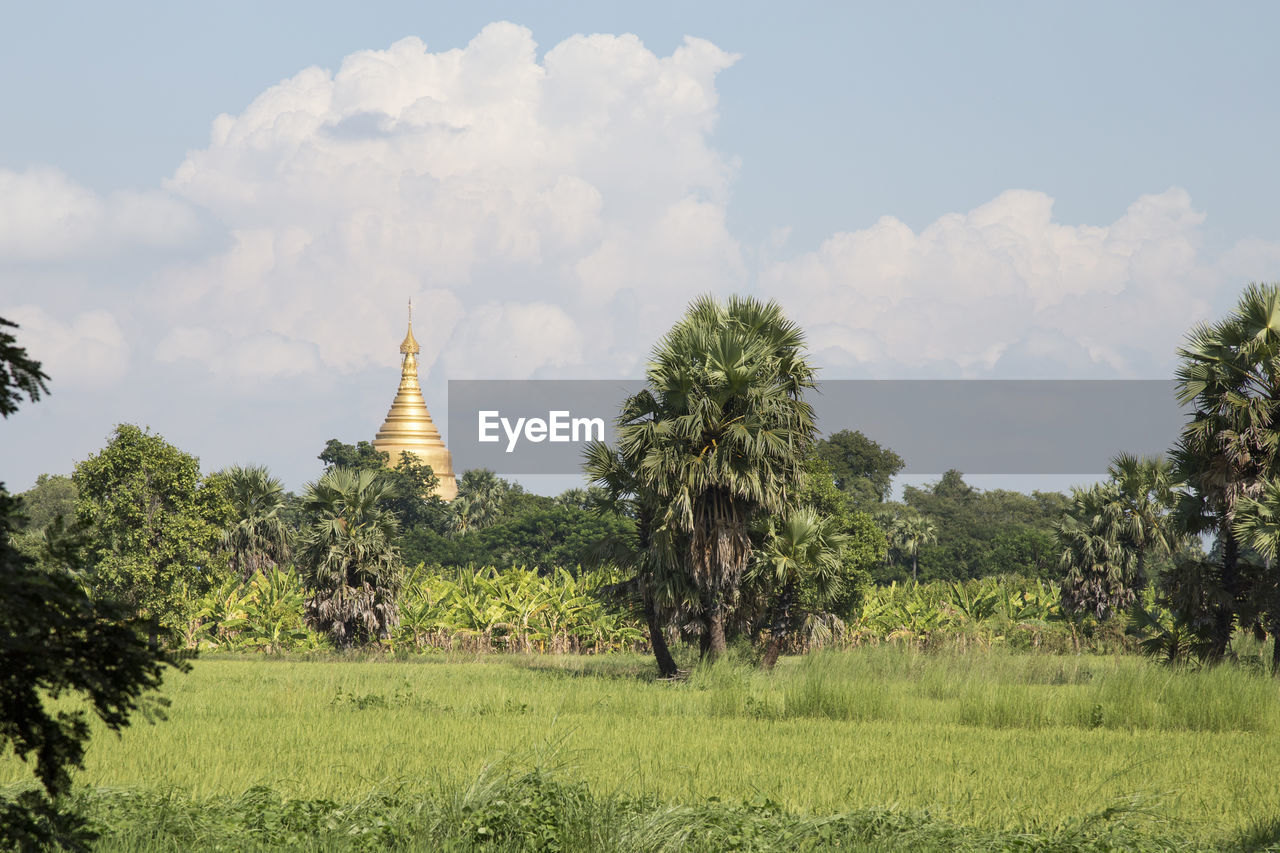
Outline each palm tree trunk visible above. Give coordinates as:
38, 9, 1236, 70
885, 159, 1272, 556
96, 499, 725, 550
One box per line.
707, 608, 728, 659
1271, 626, 1280, 677
762, 581, 795, 670
643, 590, 678, 678
1211, 530, 1240, 661
912, 552, 918, 583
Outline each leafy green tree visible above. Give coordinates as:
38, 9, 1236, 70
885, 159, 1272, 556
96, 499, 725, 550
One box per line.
16, 474, 76, 531
297, 467, 402, 647
219, 465, 291, 581
814, 429, 904, 504
1, 317, 180, 849
618, 295, 817, 658
11, 474, 77, 564
1232, 478, 1280, 672
73, 424, 228, 632
901, 470, 1068, 581
318, 438, 388, 471
317, 440, 446, 533
385, 451, 446, 530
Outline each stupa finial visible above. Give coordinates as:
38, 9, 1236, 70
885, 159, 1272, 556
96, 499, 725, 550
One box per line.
400, 300, 420, 356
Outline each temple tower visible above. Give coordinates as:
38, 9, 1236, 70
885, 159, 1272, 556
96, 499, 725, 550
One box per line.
372, 304, 457, 501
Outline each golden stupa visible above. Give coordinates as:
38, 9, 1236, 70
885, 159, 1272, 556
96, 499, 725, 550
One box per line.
372, 304, 458, 501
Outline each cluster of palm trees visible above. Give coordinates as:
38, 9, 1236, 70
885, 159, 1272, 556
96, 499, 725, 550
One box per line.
587, 295, 866, 674
215, 464, 402, 649
1053, 282, 1280, 672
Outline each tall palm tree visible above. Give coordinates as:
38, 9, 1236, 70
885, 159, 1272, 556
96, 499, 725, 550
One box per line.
219, 465, 291, 581
1173, 282, 1280, 658
752, 507, 848, 669
618, 295, 817, 659
297, 467, 401, 648
891, 512, 937, 583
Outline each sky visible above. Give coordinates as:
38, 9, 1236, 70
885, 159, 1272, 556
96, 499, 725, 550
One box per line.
2, 1, 1279, 495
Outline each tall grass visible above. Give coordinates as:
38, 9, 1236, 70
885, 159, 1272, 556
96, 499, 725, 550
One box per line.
4, 649, 1280, 846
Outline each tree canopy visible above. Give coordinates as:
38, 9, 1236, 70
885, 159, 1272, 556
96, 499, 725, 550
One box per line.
74, 424, 229, 630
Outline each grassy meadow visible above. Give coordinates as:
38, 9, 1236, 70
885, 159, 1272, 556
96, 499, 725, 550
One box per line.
6, 648, 1280, 850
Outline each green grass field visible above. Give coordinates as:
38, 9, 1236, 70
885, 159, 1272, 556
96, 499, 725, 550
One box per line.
6, 648, 1280, 850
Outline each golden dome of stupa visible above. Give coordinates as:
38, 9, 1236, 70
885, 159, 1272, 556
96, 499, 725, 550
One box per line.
372, 303, 457, 501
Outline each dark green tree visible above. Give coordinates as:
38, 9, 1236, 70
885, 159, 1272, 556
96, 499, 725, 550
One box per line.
2, 316, 180, 849
814, 429, 904, 504
900, 470, 1069, 581
0, 317, 48, 418
318, 438, 388, 471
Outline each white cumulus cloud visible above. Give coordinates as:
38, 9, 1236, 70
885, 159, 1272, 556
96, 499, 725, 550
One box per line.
760, 188, 1228, 377
0, 167, 198, 260
0, 305, 129, 387
156, 23, 742, 380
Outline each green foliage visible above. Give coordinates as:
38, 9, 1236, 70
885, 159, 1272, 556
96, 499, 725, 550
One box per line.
813, 429, 904, 505
218, 465, 292, 581
1, 325, 180, 848
9, 474, 78, 566
1057, 454, 1182, 621
187, 565, 316, 654
0, 317, 48, 418
73, 424, 228, 631
898, 470, 1069, 582
15, 655, 1280, 850
617, 294, 818, 658
405, 505, 634, 572
1168, 281, 1280, 661
15, 473, 76, 533
297, 468, 402, 648
0, 489, 184, 850
318, 439, 387, 472
318, 440, 447, 534
395, 565, 645, 654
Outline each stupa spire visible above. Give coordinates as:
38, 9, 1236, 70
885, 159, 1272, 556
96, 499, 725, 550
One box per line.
372, 303, 457, 501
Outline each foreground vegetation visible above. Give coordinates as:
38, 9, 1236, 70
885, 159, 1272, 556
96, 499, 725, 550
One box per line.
4, 650, 1280, 849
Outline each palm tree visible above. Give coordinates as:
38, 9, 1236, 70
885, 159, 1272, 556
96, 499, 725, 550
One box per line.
218, 465, 291, 581
448, 495, 478, 536
1058, 455, 1182, 620
891, 513, 937, 583
1173, 282, 1280, 658
618, 295, 817, 659
456, 469, 507, 529
297, 467, 401, 648
1233, 477, 1280, 673
752, 507, 848, 668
